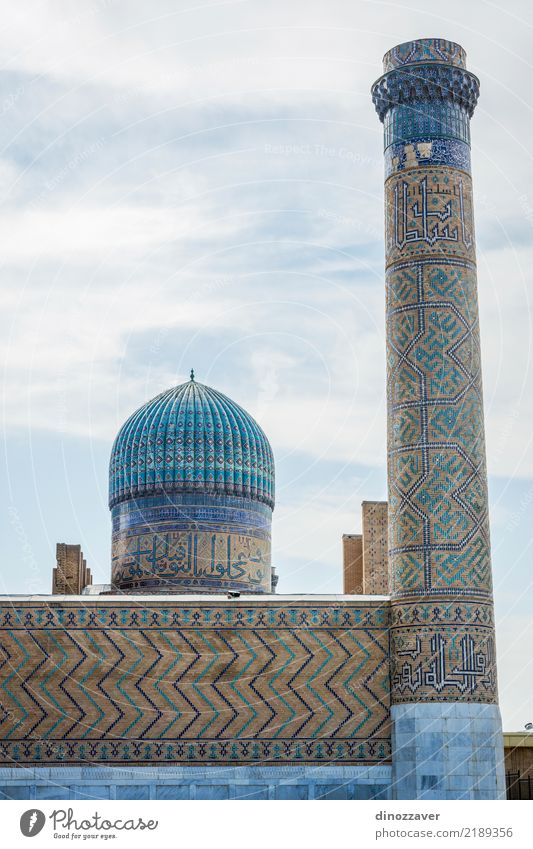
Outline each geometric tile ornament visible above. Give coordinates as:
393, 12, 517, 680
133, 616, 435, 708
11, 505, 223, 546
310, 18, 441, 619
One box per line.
109, 378, 274, 510
0, 599, 391, 765
109, 377, 275, 594
382, 39, 467, 73
372, 38, 498, 704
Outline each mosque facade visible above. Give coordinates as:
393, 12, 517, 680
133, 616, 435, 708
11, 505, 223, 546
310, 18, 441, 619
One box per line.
0, 38, 506, 801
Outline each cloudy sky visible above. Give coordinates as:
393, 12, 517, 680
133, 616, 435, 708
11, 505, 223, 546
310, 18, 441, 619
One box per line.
1, 0, 532, 729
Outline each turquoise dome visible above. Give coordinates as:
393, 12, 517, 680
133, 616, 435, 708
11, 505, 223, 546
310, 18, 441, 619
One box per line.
109, 377, 275, 509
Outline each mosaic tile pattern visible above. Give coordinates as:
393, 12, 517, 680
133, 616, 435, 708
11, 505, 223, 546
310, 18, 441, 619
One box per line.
0, 602, 390, 631
383, 39, 466, 72
390, 626, 496, 702
111, 494, 272, 593
373, 64, 479, 125
0, 600, 391, 766
109, 379, 274, 593
0, 739, 391, 766
112, 530, 271, 593
385, 168, 475, 266
385, 140, 471, 179
112, 493, 272, 533
384, 104, 472, 151
109, 378, 275, 509
372, 42, 498, 704
390, 598, 494, 629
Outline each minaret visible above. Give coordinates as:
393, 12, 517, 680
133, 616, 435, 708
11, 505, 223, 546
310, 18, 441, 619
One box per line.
371, 39, 505, 799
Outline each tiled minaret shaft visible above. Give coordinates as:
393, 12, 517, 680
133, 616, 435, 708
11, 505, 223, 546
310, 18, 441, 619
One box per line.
372, 39, 505, 799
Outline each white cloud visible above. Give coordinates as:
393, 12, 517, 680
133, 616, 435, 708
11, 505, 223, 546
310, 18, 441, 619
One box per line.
1, 204, 210, 258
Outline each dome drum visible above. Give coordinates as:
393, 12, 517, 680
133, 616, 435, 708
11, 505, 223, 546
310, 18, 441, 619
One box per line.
109, 379, 275, 595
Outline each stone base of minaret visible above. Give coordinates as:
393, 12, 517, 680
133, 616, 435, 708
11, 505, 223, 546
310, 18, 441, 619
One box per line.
391, 703, 506, 800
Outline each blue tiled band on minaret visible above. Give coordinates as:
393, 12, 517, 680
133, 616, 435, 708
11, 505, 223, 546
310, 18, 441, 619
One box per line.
374, 51, 478, 179
384, 139, 471, 179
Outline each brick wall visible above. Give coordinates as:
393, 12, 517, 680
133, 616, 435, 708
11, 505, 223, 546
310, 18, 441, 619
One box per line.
0, 596, 391, 766
343, 535, 363, 594
362, 502, 388, 595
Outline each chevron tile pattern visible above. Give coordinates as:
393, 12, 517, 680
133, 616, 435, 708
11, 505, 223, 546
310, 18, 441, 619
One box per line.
0, 601, 391, 765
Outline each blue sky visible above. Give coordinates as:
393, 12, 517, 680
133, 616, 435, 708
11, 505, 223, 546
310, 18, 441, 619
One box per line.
1, 0, 532, 730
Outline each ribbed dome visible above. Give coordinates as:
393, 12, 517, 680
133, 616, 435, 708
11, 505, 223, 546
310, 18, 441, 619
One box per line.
109, 377, 275, 509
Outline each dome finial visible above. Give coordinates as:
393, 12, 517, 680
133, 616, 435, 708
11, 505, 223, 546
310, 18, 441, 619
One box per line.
190, 368, 195, 381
